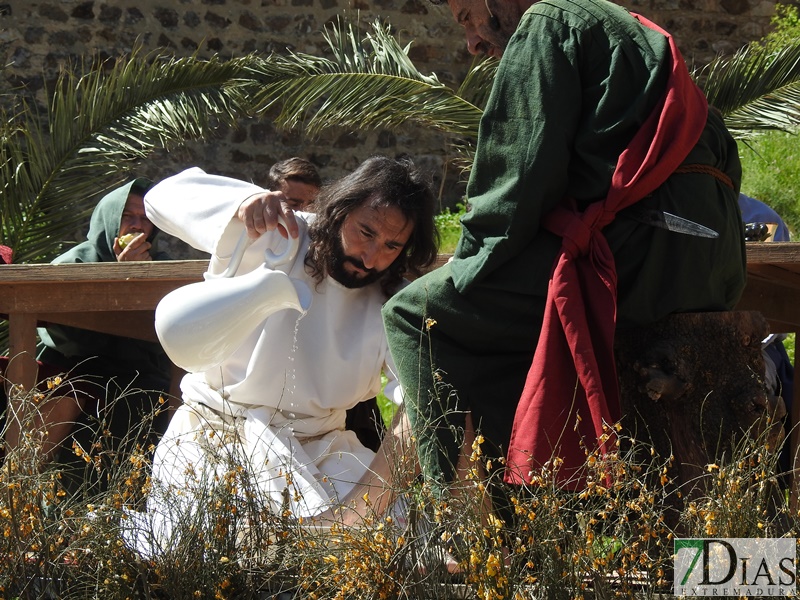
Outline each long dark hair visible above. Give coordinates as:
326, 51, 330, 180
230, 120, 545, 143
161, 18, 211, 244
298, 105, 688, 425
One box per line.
305, 155, 439, 296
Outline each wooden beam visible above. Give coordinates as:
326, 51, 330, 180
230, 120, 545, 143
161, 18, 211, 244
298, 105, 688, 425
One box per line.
5, 311, 38, 391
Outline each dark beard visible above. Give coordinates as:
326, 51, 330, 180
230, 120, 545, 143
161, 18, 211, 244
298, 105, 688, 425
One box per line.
329, 239, 385, 289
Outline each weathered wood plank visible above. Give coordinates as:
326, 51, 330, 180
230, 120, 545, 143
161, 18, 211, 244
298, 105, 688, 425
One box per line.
0, 260, 207, 283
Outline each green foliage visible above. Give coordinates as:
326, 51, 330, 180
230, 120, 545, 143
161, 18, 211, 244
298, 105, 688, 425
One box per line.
377, 373, 397, 427
696, 36, 800, 138
739, 129, 800, 237
0, 15, 494, 270
763, 4, 800, 53
434, 203, 467, 254
0, 47, 256, 264
244, 17, 494, 139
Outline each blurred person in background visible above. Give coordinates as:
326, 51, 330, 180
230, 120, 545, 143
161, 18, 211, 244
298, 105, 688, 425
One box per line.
2, 178, 175, 495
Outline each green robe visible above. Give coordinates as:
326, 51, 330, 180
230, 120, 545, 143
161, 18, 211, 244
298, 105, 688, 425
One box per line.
383, 0, 746, 491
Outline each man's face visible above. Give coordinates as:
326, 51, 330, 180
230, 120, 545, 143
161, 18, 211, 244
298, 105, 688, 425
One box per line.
279, 178, 320, 211
119, 193, 154, 239
330, 201, 414, 289
448, 0, 524, 58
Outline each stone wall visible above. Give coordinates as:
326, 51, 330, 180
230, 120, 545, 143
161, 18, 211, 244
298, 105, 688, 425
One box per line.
1, 0, 481, 208
0, 0, 796, 219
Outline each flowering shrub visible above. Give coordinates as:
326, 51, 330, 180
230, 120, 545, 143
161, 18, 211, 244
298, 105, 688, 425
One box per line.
1, 375, 797, 599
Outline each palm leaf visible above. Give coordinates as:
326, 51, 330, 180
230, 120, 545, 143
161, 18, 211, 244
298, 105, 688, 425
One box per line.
456, 54, 498, 113
245, 17, 485, 138
4, 13, 797, 267
695, 37, 800, 138
1, 46, 255, 264
243, 12, 800, 178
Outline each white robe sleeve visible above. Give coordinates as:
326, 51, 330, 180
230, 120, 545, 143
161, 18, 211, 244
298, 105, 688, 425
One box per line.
144, 167, 265, 253
382, 338, 405, 407
382, 278, 411, 406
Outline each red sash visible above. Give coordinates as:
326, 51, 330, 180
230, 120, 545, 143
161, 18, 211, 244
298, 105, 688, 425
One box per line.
504, 14, 708, 487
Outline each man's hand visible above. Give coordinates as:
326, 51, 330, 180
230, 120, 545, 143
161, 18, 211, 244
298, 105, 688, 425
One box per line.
237, 191, 300, 240
114, 233, 152, 261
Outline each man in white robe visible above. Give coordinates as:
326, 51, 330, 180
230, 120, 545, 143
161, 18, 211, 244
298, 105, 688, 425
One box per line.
125, 156, 438, 553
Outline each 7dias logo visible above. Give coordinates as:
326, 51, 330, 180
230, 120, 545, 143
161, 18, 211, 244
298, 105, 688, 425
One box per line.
674, 538, 796, 596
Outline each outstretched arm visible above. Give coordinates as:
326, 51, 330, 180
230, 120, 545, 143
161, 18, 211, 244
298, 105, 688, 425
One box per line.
144, 167, 265, 253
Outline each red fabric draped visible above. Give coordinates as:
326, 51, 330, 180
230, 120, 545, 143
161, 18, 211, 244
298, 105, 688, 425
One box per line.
504, 14, 709, 487
0, 245, 12, 265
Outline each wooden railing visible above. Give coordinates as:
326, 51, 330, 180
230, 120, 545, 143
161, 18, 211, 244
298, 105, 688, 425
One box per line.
0, 260, 207, 389
2, 244, 800, 378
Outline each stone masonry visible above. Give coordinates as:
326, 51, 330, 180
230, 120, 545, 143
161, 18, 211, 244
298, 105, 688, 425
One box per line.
0, 0, 796, 237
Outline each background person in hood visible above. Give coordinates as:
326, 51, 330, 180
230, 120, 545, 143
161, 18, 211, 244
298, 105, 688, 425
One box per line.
3, 178, 175, 497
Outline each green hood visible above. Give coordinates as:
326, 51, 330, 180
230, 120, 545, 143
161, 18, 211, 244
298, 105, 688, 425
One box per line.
53, 178, 159, 264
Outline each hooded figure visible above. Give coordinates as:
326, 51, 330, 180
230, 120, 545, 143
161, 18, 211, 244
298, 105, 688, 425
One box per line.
38, 178, 169, 374
35, 178, 174, 494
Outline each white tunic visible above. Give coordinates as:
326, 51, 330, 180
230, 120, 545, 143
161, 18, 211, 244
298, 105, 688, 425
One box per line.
126, 168, 403, 552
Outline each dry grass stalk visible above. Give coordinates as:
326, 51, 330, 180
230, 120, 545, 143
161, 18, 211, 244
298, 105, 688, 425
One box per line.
1, 376, 798, 599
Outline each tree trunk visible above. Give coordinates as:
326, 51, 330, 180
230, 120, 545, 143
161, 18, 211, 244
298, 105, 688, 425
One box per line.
614, 311, 786, 499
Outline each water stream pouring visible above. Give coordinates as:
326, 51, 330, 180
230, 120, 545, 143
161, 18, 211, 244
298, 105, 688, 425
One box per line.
155, 220, 312, 372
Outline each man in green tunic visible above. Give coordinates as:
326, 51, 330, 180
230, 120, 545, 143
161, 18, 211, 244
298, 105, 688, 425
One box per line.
382, 0, 746, 495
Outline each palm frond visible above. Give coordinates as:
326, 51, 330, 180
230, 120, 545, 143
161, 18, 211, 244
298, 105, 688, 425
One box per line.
243, 11, 800, 174
456, 55, 498, 113
1, 47, 256, 264
696, 38, 800, 138
245, 18, 485, 137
